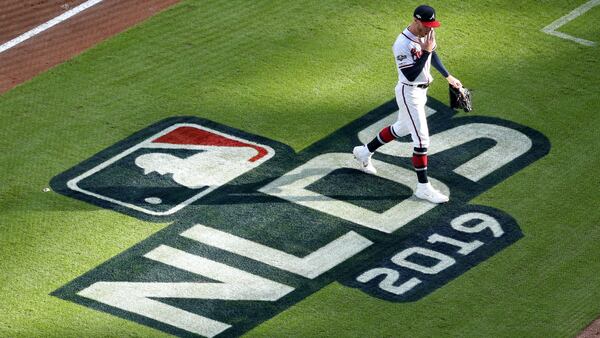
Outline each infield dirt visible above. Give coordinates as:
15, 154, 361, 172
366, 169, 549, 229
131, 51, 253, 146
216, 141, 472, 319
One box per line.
0, 0, 180, 94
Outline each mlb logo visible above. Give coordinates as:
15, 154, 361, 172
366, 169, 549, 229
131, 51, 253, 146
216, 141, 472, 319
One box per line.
52, 118, 275, 216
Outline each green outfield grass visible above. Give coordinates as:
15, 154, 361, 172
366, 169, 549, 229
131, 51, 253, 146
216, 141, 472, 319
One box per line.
1, 0, 599, 337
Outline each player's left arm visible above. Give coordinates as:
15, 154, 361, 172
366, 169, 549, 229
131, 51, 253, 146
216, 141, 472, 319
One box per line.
432, 51, 462, 88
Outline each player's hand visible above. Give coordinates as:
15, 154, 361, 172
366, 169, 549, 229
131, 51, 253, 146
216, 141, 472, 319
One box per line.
421, 29, 436, 52
446, 74, 462, 88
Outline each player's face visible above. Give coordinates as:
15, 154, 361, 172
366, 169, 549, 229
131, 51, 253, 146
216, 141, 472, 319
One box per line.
415, 19, 432, 37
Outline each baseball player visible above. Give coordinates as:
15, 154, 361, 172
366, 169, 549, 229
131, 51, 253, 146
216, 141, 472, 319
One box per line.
353, 4, 462, 203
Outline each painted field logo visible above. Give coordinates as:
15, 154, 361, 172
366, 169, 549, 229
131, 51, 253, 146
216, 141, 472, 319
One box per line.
51, 98, 549, 337
61, 123, 274, 216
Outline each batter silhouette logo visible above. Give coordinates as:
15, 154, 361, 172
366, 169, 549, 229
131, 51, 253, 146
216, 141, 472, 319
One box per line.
51, 98, 550, 337
62, 123, 274, 216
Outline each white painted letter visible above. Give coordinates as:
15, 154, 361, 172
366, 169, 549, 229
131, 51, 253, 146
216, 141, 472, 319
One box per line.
78, 245, 294, 337
451, 212, 504, 238
181, 224, 372, 279
427, 233, 484, 255
367, 123, 532, 182
259, 153, 449, 233
391, 247, 456, 274
356, 267, 422, 295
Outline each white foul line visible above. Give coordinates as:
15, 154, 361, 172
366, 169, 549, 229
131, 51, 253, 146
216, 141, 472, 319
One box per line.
0, 0, 104, 54
541, 0, 600, 46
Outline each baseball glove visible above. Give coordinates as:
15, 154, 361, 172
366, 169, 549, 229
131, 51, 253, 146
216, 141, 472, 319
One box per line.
449, 85, 473, 112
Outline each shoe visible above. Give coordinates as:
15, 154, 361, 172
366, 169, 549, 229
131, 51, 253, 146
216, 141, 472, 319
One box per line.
353, 145, 377, 174
415, 182, 449, 203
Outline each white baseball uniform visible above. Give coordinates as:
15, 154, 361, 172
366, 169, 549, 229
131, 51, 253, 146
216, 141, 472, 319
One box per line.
352, 5, 451, 203
391, 27, 435, 149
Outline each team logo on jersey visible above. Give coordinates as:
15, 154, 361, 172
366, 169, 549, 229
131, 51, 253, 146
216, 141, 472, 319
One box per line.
51, 98, 550, 337
411, 47, 423, 60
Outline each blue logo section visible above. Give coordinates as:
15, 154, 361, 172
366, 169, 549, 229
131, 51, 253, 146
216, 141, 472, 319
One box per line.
52, 119, 277, 219
78, 148, 206, 213
50, 98, 550, 337
341, 204, 521, 302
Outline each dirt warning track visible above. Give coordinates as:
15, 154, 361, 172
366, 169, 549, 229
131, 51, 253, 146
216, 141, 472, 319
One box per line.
0, 0, 180, 94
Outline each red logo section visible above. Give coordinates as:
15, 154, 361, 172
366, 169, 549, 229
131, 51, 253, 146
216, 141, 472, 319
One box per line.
153, 126, 269, 162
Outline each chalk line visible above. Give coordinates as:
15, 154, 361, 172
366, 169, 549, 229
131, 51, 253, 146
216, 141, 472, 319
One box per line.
541, 0, 600, 47
0, 0, 104, 54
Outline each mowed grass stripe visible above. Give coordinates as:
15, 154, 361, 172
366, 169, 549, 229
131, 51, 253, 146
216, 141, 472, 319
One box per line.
0, 0, 599, 337
0, 2, 389, 337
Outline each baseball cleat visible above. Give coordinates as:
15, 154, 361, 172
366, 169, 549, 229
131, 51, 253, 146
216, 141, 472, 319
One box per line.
415, 182, 449, 203
353, 145, 377, 174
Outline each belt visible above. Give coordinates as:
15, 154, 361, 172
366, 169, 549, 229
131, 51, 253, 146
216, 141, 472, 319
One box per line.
402, 83, 429, 89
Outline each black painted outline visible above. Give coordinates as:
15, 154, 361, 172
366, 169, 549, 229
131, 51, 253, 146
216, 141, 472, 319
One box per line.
50, 97, 550, 337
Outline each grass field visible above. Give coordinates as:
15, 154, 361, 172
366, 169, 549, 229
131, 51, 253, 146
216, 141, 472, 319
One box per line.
558, 4, 600, 42
1, 0, 599, 337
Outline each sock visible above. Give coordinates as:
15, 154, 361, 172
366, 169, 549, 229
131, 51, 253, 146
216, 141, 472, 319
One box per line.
367, 125, 399, 153
412, 147, 428, 183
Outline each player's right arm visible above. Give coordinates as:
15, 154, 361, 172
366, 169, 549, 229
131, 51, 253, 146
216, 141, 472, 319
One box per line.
400, 51, 430, 81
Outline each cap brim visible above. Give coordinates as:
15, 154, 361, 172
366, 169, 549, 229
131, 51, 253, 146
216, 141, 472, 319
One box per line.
421, 20, 441, 28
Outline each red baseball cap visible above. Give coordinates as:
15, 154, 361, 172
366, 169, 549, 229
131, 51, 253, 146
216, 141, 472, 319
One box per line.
414, 5, 441, 28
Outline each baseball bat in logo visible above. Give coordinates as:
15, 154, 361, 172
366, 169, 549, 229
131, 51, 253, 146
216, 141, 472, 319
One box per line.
55, 121, 274, 217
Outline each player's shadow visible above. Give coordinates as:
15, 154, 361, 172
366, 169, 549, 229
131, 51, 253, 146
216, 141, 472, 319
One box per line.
210, 167, 415, 214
